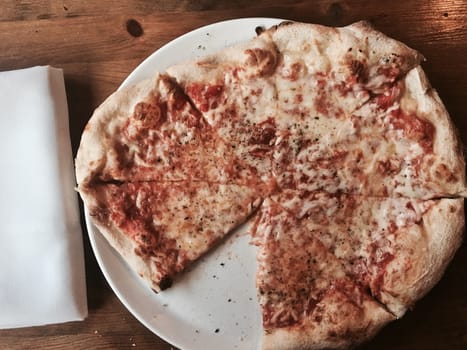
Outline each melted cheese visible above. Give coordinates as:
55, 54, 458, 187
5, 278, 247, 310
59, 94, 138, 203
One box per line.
252, 196, 399, 329
259, 191, 434, 318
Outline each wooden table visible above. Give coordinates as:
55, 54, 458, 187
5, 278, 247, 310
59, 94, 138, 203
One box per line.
1, 1, 466, 349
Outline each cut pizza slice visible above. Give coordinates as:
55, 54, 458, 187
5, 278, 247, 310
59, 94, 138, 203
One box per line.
167, 34, 280, 185
271, 190, 464, 317
79, 181, 262, 291
75, 72, 266, 189
266, 20, 424, 163
268, 20, 424, 121
273, 66, 467, 198
251, 198, 395, 350
349, 65, 467, 198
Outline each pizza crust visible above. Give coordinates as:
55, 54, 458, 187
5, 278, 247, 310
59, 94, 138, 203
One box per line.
167, 34, 278, 87
266, 20, 423, 93
401, 66, 467, 197
75, 75, 159, 186
381, 198, 464, 317
261, 289, 394, 350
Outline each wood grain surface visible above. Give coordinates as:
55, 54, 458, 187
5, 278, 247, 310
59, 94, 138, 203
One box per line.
1, 1, 466, 349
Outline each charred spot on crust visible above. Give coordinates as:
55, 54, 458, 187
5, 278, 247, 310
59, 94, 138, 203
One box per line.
159, 276, 173, 290
268, 21, 295, 34
89, 207, 110, 224
278, 21, 295, 27
255, 26, 265, 35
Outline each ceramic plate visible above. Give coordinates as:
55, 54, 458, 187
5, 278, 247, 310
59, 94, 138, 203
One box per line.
86, 17, 284, 350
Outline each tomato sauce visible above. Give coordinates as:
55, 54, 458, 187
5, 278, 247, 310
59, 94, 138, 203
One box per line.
389, 108, 434, 153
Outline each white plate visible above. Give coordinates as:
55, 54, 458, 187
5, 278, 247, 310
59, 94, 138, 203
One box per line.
86, 18, 284, 350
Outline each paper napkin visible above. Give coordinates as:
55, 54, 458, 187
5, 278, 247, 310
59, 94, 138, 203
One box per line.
0, 66, 87, 328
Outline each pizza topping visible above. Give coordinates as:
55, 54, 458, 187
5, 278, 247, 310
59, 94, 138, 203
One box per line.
388, 108, 434, 152
253, 199, 381, 330
249, 118, 277, 146
377, 159, 402, 175
186, 83, 225, 112
280, 61, 302, 81
375, 84, 402, 110
132, 100, 166, 128
90, 184, 187, 284
244, 48, 278, 77
364, 55, 406, 93
168, 89, 206, 129
124, 99, 167, 142
378, 65, 401, 82
434, 163, 459, 183
370, 252, 395, 299
259, 191, 442, 318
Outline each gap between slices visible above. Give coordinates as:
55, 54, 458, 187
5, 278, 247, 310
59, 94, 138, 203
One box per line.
75, 20, 467, 350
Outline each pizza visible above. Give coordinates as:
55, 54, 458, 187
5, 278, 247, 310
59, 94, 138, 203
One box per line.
75, 21, 466, 349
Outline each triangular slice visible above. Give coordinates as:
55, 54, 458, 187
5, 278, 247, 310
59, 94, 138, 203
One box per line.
269, 20, 425, 194
251, 198, 394, 350
273, 66, 467, 198
79, 181, 262, 291
271, 190, 464, 317
349, 66, 467, 197
75, 72, 265, 188
167, 34, 280, 185
269, 20, 423, 123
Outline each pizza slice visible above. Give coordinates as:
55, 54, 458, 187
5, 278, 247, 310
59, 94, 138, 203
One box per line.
268, 20, 424, 121
271, 190, 464, 317
79, 181, 262, 291
349, 65, 467, 198
167, 34, 280, 185
251, 198, 395, 350
263, 20, 424, 161
75, 72, 266, 189
273, 66, 467, 198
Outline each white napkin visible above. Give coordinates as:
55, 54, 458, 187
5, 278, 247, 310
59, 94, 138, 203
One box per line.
0, 66, 87, 328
